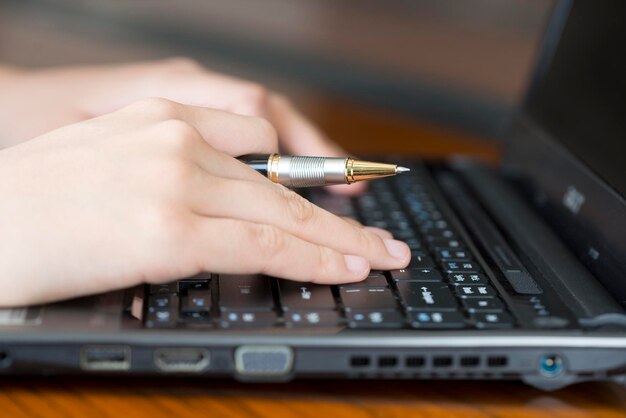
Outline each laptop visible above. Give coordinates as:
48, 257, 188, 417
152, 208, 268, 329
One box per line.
1, 0, 624, 391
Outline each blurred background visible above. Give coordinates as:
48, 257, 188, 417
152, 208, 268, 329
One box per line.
0, 0, 554, 145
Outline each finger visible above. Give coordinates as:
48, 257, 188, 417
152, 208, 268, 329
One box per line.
123, 98, 279, 156
267, 94, 367, 195
190, 217, 370, 284
363, 226, 394, 240
189, 175, 411, 271
341, 218, 393, 240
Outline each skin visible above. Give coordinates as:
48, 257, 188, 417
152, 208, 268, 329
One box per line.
0, 60, 410, 307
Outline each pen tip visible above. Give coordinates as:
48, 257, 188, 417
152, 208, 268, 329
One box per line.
396, 166, 410, 174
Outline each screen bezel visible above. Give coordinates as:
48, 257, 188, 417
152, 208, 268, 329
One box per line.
501, 0, 626, 305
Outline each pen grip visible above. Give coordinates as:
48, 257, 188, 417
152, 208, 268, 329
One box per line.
237, 154, 269, 177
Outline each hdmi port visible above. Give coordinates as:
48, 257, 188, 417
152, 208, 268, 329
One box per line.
154, 348, 210, 372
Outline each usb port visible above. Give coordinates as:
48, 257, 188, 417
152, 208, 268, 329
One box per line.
80, 346, 131, 371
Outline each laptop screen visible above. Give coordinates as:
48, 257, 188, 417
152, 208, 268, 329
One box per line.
524, 0, 626, 197
505, 0, 626, 305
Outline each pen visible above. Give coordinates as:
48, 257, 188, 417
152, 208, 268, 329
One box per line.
238, 153, 410, 188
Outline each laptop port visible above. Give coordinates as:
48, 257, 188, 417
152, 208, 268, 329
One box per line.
405, 356, 425, 368
433, 356, 453, 367
0, 350, 11, 369
154, 348, 210, 372
80, 346, 131, 371
460, 356, 480, 367
235, 345, 293, 376
487, 356, 508, 367
350, 356, 370, 367
378, 356, 398, 368
539, 354, 564, 377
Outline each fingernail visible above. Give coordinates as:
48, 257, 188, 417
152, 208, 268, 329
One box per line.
344, 255, 369, 275
384, 239, 410, 259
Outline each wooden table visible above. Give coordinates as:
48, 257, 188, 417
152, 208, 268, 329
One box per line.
1, 96, 625, 418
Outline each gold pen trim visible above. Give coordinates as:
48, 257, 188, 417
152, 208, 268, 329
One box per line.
268, 153, 281, 183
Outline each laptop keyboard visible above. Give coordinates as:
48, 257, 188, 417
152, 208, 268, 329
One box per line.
144, 164, 515, 330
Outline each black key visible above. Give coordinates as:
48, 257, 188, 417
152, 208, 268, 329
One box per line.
421, 229, 456, 241
178, 275, 210, 291
218, 275, 274, 311
396, 282, 458, 311
441, 260, 482, 273
438, 248, 472, 261
455, 284, 497, 298
284, 310, 341, 327
149, 295, 175, 309
404, 237, 422, 250
390, 268, 443, 282
471, 312, 514, 328
149, 283, 178, 295
430, 238, 465, 249
408, 311, 466, 329
219, 310, 277, 328
145, 298, 179, 328
461, 297, 504, 312
278, 281, 336, 310
346, 310, 405, 328
409, 254, 436, 269
447, 273, 488, 285
348, 272, 389, 287
339, 287, 398, 311
181, 289, 211, 313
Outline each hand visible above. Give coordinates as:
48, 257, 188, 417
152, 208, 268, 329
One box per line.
0, 58, 363, 194
0, 98, 410, 307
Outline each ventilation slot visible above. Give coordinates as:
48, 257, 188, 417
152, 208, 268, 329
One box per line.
350, 356, 370, 368
405, 356, 425, 368
460, 356, 480, 367
487, 356, 508, 367
378, 356, 398, 368
433, 356, 453, 368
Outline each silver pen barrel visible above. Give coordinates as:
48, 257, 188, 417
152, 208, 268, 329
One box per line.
271, 155, 347, 187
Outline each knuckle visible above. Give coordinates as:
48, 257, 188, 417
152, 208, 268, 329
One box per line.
165, 159, 199, 184
250, 116, 278, 150
241, 83, 269, 106
252, 224, 285, 261
158, 119, 200, 151
145, 202, 192, 244
283, 188, 316, 225
315, 246, 337, 277
133, 97, 181, 120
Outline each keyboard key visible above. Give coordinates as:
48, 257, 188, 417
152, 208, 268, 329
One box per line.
178, 275, 210, 291
348, 272, 389, 287
455, 284, 497, 298
438, 248, 472, 261
219, 310, 277, 328
408, 311, 466, 329
278, 281, 336, 310
218, 275, 274, 311
441, 261, 482, 273
339, 287, 398, 311
390, 268, 443, 282
149, 283, 178, 295
447, 273, 488, 285
430, 238, 465, 249
149, 295, 175, 309
409, 254, 436, 269
396, 282, 458, 311
284, 310, 341, 327
471, 312, 514, 328
461, 298, 504, 312
181, 290, 211, 313
404, 237, 422, 250
346, 310, 405, 328
146, 298, 179, 328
